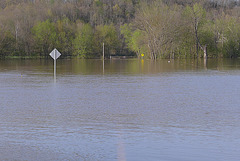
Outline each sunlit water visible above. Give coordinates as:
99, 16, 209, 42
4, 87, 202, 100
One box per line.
1, 59, 240, 161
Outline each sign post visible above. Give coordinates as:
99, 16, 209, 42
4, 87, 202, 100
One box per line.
103, 42, 104, 74
49, 48, 61, 81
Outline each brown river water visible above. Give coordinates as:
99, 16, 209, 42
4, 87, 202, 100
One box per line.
0, 59, 240, 161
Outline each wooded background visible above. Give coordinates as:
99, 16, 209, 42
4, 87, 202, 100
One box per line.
0, 0, 240, 59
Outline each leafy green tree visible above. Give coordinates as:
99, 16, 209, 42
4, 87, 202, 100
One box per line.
32, 19, 57, 57
73, 23, 94, 58
131, 30, 150, 58
120, 24, 132, 48
55, 18, 74, 56
197, 19, 219, 58
0, 28, 15, 57
215, 14, 240, 58
121, 24, 148, 57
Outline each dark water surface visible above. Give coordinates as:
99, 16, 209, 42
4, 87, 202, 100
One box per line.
0, 59, 240, 161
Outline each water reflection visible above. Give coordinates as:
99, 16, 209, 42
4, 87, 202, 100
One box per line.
2, 58, 240, 75
103, 59, 105, 75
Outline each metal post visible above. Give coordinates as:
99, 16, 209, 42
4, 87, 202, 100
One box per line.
103, 42, 104, 60
54, 59, 56, 81
103, 42, 104, 74
54, 50, 56, 82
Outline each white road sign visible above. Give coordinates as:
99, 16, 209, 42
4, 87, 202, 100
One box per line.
50, 48, 61, 60
50, 48, 61, 82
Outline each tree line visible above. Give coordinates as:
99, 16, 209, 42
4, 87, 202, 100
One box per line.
0, 0, 240, 59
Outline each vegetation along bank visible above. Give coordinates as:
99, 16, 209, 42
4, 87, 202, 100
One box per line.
0, 0, 240, 59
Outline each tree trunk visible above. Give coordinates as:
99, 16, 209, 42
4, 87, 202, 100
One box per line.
200, 44, 207, 59
196, 39, 199, 58
194, 18, 199, 59
203, 45, 207, 59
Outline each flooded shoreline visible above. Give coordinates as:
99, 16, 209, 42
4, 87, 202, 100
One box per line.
1, 59, 240, 160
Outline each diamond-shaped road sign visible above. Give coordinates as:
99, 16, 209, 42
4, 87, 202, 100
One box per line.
50, 48, 61, 60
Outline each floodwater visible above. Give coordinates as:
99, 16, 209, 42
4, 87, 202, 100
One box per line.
0, 58, 240, 161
